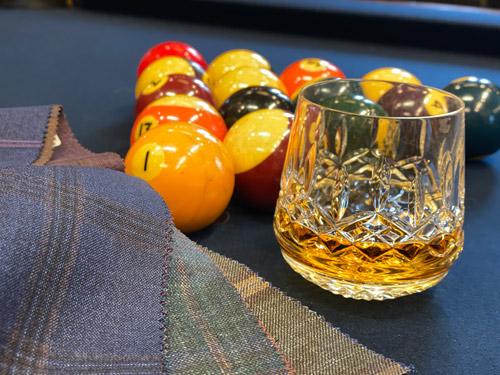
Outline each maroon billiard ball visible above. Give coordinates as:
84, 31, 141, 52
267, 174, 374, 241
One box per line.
134, 74, 215, 117
223, 108, 293, 211
377, 82, 447, 117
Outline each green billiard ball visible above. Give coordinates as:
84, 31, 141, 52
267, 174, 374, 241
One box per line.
320, 94, 388, 158
443, 77, 500, 160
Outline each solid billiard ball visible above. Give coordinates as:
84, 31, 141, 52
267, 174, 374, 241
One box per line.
218, 86, 295, 128
361, 67, 421, 102
212, 66, 287, 108
303, 78, 364, 101
443, 76, 500, 160
124, 122, 234, 233
223, 108, 293, 211
207, 49, 271, 84
319, 94, 388, 116
279, 58, 346, 100
320, 94, 388, 157
130, 105, 227, 145
144, 94, 220, 117
137, 41, 207, 78
135, 74, 215, 117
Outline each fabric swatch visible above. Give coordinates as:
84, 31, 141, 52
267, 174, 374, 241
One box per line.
0, 105, 412, 374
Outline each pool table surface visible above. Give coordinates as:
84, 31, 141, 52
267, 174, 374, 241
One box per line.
1, 4, 499, 374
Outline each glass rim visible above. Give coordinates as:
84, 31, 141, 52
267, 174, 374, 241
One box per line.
297, 78, 466, 120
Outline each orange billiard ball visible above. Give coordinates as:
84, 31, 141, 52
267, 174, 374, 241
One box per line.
124, 122, 234, 233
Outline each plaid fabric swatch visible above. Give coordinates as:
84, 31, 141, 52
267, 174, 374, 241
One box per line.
201, 242, 411, 375
0, 166, 168, 373
165, 228, 290, 374
0, 105, 412, 374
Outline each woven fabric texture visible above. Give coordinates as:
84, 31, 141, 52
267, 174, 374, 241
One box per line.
0, 166, 169, 374
0, 105, 412, 374
201, 243, 411, 375
165, 228, 290, 374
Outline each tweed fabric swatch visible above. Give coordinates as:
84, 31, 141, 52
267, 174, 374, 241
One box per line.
171, 229, 411, 375
201, 244, 411, 375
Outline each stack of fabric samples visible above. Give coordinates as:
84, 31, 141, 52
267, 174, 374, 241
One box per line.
0, 105, 411, 374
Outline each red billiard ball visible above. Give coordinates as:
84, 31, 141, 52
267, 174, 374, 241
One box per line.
131, 105, 227, 145
124, 122, 234, 233
134, 74, 215, 117
223, 108, 293, 211
280, 58, 346, 100
137, 41, 207, 78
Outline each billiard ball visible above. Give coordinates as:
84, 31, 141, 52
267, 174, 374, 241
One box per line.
135, 56, 210, 99
319, 94, 388, 116
375, 83, 451, 161
361, 67, 421, 102
212, 66, 287, 108
443, 76, 500, 160
135, 74, 215, 117
302, 78, 364, 102
320, 94, 388, 157
137, 41, 207, 78
219, 86, 295, 128
144, 94, 220, 117
130, 105, 227, 145
279, 58, 346, 101
377, 83, 448, 117
207, 49, 271, 84
124, 122, 234, 233
223, 108, 293, 211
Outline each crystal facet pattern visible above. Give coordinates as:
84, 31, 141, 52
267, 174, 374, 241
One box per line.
274, 80, 465, 300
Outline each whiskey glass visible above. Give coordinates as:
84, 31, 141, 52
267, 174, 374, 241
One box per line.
274, 79, 465, 300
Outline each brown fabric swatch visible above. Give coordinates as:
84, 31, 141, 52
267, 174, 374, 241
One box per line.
32, 104, 124, 170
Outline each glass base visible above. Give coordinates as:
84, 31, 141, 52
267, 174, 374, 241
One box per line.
281, 250, 448, 301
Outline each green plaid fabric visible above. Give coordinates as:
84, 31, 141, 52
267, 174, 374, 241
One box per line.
202, 243, 411, 375
165, 229, 290, 374
0, 105, 412, 374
